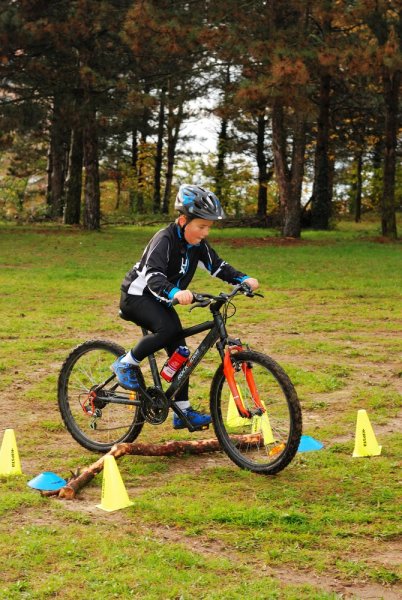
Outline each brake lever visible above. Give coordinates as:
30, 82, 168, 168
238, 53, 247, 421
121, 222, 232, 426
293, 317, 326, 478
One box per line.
189, 300, 211, 311
192, 293, 206, 303
238, 282, 264, 299
239, 282, 252, 294
243, 291, 264, 298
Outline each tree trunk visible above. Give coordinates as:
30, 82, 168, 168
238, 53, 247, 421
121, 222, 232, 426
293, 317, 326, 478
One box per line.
46, 148, 53, 210
115, 172, 122, 210
136, 87, 152, 214
153, 87, 166, 213
162, 93, 184, 214
136, 146, 145, 214
370, 139, 383, 208
64, 122, 83, 225
381, 69, 399, 238
215, 65, 231, 202
215, 117, 228, 200
47, 94, 70, 219
129, 128, 138, 212
83, 99, 100, 230
41, 435, 263, 499
256, 113, 272, 217
354, 151, 363, 223
311, 73, 332, 229
131, 129, 138, 170
272, 100, 306, 238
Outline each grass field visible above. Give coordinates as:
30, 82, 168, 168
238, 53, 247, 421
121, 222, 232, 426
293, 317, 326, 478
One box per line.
0, 219, 401, 599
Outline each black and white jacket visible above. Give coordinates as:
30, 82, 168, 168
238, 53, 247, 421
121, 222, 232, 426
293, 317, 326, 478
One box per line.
121, 223, 248, 303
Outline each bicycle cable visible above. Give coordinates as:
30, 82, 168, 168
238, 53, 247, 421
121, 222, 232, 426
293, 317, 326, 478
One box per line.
223, 300, 236, 323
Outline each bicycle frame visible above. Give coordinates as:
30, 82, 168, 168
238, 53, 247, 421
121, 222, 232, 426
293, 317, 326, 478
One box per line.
141, 310, 222, 430
143, 300, 260, 430
91, 290, 262, 432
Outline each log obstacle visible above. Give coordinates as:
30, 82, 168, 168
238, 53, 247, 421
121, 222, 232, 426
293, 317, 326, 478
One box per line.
42, 434, 262, 499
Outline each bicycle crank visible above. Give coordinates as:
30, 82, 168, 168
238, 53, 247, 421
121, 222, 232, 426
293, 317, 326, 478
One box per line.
141, 386, 170, 424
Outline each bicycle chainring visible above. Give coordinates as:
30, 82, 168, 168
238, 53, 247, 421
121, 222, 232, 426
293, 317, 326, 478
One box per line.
141, 386, 169, 424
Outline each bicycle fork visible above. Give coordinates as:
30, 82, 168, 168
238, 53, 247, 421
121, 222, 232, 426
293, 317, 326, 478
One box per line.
223, 344, 265, 419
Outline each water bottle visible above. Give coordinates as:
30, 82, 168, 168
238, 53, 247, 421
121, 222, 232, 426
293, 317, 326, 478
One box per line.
160, 346, 190, 382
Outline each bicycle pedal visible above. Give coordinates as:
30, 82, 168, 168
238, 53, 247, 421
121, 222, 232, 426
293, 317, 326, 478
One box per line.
194, 424, 210, 431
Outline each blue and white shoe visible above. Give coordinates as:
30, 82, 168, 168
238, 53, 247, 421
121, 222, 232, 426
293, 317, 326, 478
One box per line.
111, 356, 140, 391
173, 407, 212, 430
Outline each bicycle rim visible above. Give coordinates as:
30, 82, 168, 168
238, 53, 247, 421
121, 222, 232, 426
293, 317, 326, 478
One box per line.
210, 350, 302, 474
58, 340, 144, 452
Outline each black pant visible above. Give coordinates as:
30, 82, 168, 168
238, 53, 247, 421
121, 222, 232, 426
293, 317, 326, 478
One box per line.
120, 292, 189, 402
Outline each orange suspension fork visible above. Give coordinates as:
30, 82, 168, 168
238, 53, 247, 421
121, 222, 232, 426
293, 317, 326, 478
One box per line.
223, 349, 250, 417
223, 346, 266, 417
241, 362, 265, 412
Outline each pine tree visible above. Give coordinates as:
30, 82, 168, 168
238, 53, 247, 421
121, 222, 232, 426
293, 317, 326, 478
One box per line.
349, 0, 401, 237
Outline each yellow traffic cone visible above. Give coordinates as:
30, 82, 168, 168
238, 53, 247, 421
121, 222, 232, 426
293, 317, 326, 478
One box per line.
226, 389, 249, 428
96, 455, 134, 512
260, 412, 274, 444
251, 414, 274, 444
0, 429, 22, 476
352, 409, 382, 458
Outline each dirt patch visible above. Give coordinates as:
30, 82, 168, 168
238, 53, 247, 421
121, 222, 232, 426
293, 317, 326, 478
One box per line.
214, 234, 402, 248
363, 236, 402, 245
212, 236, 315, 248
366, 541, 402, 569
14, 501, 399, 600
1, 225, 84, 236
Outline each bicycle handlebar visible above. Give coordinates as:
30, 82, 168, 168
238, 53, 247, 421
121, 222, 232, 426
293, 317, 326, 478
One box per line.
172, 282, 263, 309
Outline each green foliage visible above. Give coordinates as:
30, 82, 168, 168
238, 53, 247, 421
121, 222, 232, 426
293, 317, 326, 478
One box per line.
0, 130, 48, 219
333, 157, 402, 215
1, 0, 400, 234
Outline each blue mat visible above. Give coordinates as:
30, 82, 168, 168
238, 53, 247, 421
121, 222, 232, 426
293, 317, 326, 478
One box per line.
298, 435, 324, 453
28, 471, 67, 491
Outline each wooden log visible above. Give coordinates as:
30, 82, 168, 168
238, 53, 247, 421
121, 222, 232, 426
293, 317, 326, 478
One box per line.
41, 434, 262, 499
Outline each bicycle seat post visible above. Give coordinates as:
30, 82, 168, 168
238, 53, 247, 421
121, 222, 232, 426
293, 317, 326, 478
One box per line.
141, 327, 163, 387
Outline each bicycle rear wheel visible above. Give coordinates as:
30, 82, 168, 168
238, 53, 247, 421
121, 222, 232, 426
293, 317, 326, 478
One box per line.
210, 350, 302, 474
58, 340, 145, 453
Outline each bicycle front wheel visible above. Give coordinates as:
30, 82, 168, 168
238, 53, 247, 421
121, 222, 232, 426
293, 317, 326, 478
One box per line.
210, 350, 302, 474
58, 340, 145, 453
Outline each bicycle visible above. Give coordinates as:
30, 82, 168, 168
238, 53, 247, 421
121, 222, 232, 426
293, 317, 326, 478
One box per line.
57, 282, 302, 475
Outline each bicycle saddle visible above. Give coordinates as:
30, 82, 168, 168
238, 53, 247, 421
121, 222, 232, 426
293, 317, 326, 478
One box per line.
119, 309, 131, 321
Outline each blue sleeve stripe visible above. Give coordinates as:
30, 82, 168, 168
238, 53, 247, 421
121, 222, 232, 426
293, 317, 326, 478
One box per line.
168, 287, 181, 299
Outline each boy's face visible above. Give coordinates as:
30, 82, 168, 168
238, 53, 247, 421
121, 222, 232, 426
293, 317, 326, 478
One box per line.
182, 217, 213, 245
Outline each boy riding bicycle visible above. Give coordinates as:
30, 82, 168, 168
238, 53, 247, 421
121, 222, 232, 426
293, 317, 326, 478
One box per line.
112, 184, 259, 430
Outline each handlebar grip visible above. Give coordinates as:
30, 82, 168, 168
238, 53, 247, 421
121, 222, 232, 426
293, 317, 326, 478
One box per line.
171, 293, 200, 306
172, 293, 199, 306
240, 281, 252, 294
